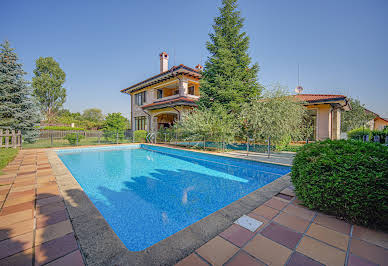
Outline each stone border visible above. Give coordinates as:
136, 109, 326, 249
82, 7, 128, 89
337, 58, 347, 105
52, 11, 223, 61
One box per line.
47, 145, 292, 265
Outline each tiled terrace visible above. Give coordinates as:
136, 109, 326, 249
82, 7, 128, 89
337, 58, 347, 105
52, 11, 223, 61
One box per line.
0, 150, 84, 266
176, 188, 388, 266
1, 148, 387, 266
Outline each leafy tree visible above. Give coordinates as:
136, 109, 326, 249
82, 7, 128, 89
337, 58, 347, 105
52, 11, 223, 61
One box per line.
0, 40, 41, 142
240, 87, 310, 145
32, 57, 66, 122
103, 112, 129, 141
341, 98, 375, 132
175, 106, 238, 149
82, 108, 104, 122
198, 0, 261, 112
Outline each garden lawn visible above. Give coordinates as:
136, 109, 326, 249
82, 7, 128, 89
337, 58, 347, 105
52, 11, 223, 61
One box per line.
0, 148, 18, 175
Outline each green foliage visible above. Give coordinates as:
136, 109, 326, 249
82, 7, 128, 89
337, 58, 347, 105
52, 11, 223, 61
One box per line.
0, 40, 41, 143
63, 133, 84, 145
371, 128, 388, 144
175, 106, 239, 149
82, 108, 104, 122
134, 130, 147, 143
32, 57, 66, 122
240, 87, 311, 145
42, 126, 85, 131
347, 127, 372, 140
198, 0, 261, 112
103, 113, 129, 141
291, 140, 388, 229
0, 148, 18, 175
341, 98, 375, 132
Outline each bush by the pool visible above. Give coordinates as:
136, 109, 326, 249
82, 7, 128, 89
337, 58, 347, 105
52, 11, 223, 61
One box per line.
291, 139, 388, 230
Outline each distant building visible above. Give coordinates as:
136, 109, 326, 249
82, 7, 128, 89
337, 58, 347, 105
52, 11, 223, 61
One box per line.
365, 109, 388, 130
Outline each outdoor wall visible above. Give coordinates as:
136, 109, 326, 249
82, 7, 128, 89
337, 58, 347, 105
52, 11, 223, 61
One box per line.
374, 117, 388, 130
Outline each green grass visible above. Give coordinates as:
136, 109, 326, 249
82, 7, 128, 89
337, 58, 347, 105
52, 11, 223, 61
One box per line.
22, 137, 134, 149
0, 148, 18, 175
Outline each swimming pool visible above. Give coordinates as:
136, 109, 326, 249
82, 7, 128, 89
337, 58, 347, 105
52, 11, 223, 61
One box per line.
56, 144, 290, 251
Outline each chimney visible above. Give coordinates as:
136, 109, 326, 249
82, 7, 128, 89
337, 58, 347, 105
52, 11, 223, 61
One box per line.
195, 64, 203, 71
159, 52, 169, 73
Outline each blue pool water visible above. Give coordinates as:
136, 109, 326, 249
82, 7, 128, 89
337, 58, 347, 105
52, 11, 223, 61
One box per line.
57, 144, 290, 251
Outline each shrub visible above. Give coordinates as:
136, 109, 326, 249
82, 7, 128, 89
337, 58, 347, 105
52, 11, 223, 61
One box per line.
347, 127, 371, 140
134, 130, 147, 143
291, 140, 388, 230
63, 133, 84, 145
42, 126, 85, 131
371, 129, 388, 144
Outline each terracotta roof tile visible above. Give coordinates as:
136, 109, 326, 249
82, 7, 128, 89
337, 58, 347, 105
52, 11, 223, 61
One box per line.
294, 94, 346, 102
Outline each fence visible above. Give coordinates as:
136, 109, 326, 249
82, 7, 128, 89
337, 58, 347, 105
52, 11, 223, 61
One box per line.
22, 129, 134, 149
0, 129, 22, 148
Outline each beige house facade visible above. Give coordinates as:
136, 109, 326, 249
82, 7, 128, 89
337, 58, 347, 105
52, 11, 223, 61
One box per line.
121, 52, 350, 141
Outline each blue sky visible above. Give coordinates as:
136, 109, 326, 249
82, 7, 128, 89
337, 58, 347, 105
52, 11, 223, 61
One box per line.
1, 0, 387, 118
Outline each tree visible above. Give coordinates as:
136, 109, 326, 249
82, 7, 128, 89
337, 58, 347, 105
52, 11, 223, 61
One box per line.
0, 40, 41, 142
341, 98, 375, 132
198, 0, 261, 112
240, 87, 310, 145
82, 108, 104, 122
103, 113, 129, 141
32, 57, 66, 122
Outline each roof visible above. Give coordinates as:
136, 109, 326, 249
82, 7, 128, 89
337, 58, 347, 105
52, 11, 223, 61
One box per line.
294, 94, 347, 103
141, 96, 198, 110
121, 65, 201, 94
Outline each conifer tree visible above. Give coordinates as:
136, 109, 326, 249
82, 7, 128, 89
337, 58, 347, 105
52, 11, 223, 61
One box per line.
199, 0, 261, 111
0, 40, 41, 142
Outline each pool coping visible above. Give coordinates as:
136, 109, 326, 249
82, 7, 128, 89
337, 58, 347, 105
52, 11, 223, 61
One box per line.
46, 144, 292, 265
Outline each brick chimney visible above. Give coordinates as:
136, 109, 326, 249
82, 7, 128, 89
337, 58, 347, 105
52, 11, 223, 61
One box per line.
195, 64, 203, 71
159, 52, 169, 73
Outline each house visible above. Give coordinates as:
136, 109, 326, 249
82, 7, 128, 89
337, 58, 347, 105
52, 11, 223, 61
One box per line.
121, 52, 201, 132
365, 109, 388, 130
121, 52, 350, 141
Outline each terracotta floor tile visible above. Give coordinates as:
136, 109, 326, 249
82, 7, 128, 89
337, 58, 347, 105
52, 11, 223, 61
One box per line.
1, 201, 34, 216
225, 250, 265, 266
10, 185, 35, 193
261, 222, 303, 249
37, 176, 55, 184
0, 194, 6, 201
283, 204, 315, 221
36, 209, 68, 229
37, 201, 65, 217
37, 170, 54, 177
264, 198, 288, 210
35, 220, 74, 245
0, 247, 33, 266
352, 225, 388, 249
244, 234, 292, 265
306, 223, 349, 250
347, 254, 378, 266
8, 189, 35, 199
296, 236, 346, 266
37, 184, 59, 195
45, 250, 84, 266
250, 205, 279, 220
196, 236, 239, 266
0, 231, 34, 259
3, 194, 35, 207
313, 213, 351, 235
219, 224, 255, 247
35, 233, 78, 265
350, 238, 388, 265
0, 209, 34, 227
0, 219, 34, 241
175, 253, 209, 266
12, 180, 35, 188
0, 184, 11, 192
36, 195, 63, 207
280, 188, 296, 197
273, 212, 310, 233
286, 252, 324, 266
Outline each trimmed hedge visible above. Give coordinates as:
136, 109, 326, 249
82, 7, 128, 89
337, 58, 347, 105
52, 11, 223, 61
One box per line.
347, 127, 371, 140
291, 140, 388, 230
63, 133, 85, 145
42, 126, 85, 131
134, 130, 147, 143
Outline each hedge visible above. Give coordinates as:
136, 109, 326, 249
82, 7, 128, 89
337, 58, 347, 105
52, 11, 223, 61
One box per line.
134, 130, 147, 143
42, 126, 85, 131
291, 140, 388, 230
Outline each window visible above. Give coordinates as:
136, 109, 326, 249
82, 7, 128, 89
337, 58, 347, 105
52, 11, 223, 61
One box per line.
135, 116, 147, 130
135, 91, 146, 106
157, 89, 163, 99
188, 86, 195, 95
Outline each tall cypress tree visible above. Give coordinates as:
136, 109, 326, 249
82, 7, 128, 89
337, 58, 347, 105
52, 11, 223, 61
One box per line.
199, 0, 261, 111
0, 40, 41, 142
